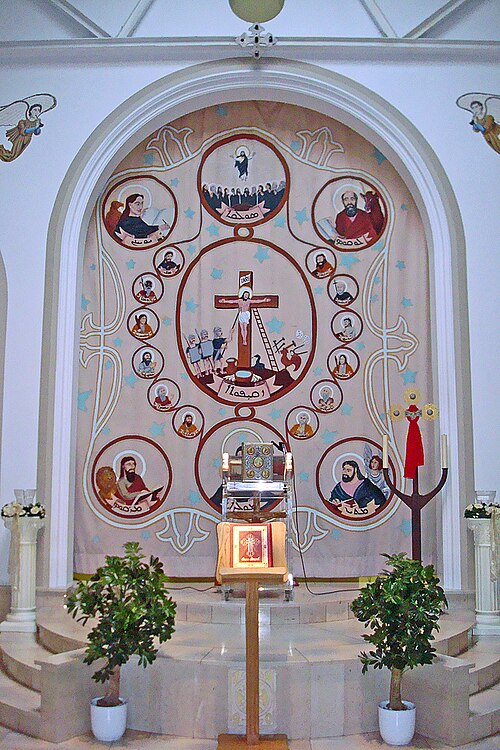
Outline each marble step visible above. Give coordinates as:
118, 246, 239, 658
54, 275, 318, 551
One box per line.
468, 683, 500, 742
0, 664, 41, 737
468, 649, 500, 695
37, 609, 88, 654
0, 633, 55, 691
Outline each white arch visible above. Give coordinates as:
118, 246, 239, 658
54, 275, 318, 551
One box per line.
0, 251, 7, 501
40, 58, 472, 590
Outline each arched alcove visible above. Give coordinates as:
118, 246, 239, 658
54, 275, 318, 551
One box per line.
0, 252, 7, 579
39, 58, 473, 591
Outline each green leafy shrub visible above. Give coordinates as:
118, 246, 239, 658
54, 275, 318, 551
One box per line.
67, 542, 176, 706
351, 553, 448, 710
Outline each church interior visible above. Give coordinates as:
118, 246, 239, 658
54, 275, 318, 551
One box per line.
0, 1, 499, 748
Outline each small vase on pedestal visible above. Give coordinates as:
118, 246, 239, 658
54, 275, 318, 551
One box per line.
0, 490, 45, 633
467, 494, 500, 635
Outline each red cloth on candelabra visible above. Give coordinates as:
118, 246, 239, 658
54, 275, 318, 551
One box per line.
404, 404, 424, 479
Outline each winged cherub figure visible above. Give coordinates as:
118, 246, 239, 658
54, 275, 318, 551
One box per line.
0, 94, 56, 163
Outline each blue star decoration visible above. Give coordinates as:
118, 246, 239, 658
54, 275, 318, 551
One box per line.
184, 207, 195, 219
295, 208, 308, 226
102, 427, 110, 436
402, 368, 417, 384
187, 244, 197, 255
314, 286, 324, 295
104, 360, 112, 370
218, 407, 227, 416
215, 105, 228, 117
149, 421, 166, 438
89, 263, 96, 271
331, 528, 342, 540
211, 268, 223, 280
374, 276, 381, 285
207, 223, 219, 237
372, 147, 387, 165
399, 518, 412, 537
213, 457, 222, 469
170, 178, 179, 187
355, 341, 365, 351
91, 535, 101, 545
401, 203, 409, 211
126, 259, 136, 270
162, 317, 172, 327
266, 317, 284, 334
341, 403, 353, 416
141, 530, 151, 540
299, 471, 309, 482
401, 297, 413, 308
113, 337, 123, 347
396, 260, 406, 270
189, 490, 201, 505
81, 295, 90, 311
290, 140, 301, 152
180, 372, 188, 381
185, 298, 198, 312
144, 153, 154, 165
125, 373, 138, 388
313, 367, 323, 376
274, 214, 285, 228
339, 254, 360, 271
78, 390, 92, 412
371, 294, 379, 303
371, 240, 385, 252
269, 408, 283, 421
254, 246, 270, 264
322, 429, 338, 445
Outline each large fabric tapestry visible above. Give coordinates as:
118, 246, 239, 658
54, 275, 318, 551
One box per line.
75, 101, 434, 577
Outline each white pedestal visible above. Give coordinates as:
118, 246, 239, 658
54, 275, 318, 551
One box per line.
467, 517, 500, 635
0, 516, 45, 633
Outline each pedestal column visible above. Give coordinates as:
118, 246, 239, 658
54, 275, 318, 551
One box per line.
0, 516, 45, 632
467, 517, 500, 635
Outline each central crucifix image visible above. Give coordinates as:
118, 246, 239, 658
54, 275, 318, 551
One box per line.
214, 270, 279, 370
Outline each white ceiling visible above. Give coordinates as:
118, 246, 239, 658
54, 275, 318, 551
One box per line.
2, 0, 499, 42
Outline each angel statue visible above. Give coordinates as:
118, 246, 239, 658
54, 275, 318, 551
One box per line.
0, 94, 57, 163
456, 92, 500, 155
363, 443, 390, 499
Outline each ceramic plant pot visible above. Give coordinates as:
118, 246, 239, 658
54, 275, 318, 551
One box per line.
378, 700, 416, 745
90, 697, 127, 742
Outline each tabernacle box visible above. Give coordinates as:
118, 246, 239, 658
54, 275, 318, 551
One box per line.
242, 442, 274, 480
230, 523, 273, 568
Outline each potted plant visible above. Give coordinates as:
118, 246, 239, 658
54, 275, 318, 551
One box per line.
351, 553, 448, 746
66, 542, 176, 742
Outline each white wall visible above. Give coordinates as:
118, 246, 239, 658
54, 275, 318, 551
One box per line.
0, 41, 498, 581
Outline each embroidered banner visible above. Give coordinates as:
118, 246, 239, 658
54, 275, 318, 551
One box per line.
74, 101, 435, 577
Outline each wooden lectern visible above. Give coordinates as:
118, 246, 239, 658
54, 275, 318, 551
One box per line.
218, 566, 289, 749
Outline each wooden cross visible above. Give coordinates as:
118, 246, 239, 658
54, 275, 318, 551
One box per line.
214, 271, 279, 369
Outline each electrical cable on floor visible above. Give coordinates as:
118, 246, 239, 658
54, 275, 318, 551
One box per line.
167, 584, 217, 592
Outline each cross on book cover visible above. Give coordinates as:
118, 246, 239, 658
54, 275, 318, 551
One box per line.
231, 524, 273, 568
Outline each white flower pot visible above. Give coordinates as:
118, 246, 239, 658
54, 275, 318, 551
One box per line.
378, 700, 416, 745
90, 697, 127, 742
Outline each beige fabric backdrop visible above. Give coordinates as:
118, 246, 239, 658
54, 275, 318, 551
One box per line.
75, 101, 436, 578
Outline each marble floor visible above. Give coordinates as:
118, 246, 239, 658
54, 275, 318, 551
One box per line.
0, 727, 498, 750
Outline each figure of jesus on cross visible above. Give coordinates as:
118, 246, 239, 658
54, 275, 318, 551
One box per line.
214, 271, 279, 369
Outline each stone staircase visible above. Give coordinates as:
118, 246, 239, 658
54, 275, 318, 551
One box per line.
0, 608, 498, 745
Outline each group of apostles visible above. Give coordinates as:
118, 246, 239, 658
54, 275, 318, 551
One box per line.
202, 180, 286, 211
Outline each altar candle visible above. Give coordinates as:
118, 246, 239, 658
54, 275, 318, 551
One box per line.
441, 434, 448, 469
382, 434, 388, 468
222, 452, 229, 472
